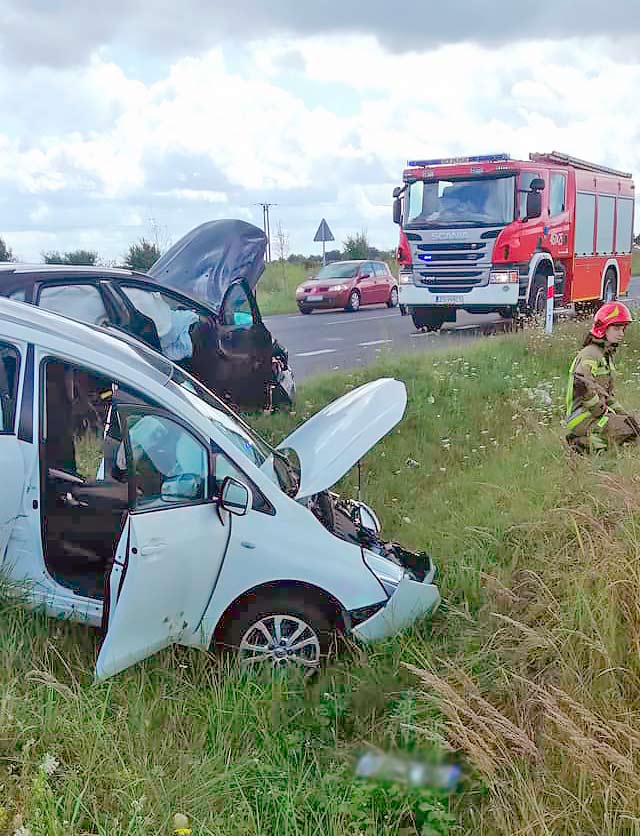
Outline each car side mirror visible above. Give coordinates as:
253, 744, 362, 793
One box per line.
358, 272, 370, 280
161, 473, 202, 502
393, 197, 402, 225
220, 476, 251, 516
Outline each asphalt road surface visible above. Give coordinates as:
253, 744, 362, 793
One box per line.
267, 276, 640, 383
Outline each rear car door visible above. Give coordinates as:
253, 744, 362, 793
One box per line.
372, 262, 390, 303
96, 406, 230, 680
217, 280, 272, 409
356, 262, 377, 305
0, 341, 24, 558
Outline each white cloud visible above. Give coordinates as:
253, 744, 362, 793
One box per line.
0, 35, 638, 262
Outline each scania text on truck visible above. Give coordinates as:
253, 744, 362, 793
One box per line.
392, 152, 635, 332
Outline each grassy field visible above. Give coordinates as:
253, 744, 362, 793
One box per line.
256, 262, 307, 316
5, 321, 640, 834
633, 249, 640, 275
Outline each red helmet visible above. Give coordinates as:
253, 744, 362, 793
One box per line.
590, 301, 633, 339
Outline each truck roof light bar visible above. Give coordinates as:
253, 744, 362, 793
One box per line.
530, 151, 632, 179
407, 153, 511, 167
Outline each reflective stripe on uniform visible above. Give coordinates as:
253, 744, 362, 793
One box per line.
565, 355, 579, 417
567, 409, 591, 430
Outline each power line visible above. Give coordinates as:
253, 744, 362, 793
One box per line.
255, 202, 277, 262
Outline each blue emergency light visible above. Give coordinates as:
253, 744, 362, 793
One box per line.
407, 153, 510, 167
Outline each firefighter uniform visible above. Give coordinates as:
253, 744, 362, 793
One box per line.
565, 302, 638, 451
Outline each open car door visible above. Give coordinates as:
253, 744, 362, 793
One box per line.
0, 437, 24, 559
217, 280, 272, 408
95, 405, 231, 680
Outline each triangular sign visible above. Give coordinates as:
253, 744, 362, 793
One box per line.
313, 218, 335, 243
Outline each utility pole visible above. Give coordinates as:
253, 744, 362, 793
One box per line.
256, 202, 277, 262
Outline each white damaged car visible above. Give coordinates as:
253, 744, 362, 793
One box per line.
0, 298, 440, 679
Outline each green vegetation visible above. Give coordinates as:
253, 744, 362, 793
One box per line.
256, 261, 308, 316
632, 249, 640, 275
5, 321, 640, 833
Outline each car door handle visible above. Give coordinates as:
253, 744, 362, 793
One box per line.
140, 540, 168, 556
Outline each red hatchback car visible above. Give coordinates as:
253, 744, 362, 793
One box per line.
296, 260, 399, 314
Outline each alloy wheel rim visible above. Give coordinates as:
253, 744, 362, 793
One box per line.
391, 288, 398, 305
351, 292, 360, 310
239, 614, 321, 673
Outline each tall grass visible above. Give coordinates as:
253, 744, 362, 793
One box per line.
5, 321, 640, 833
255, 262, 307, 316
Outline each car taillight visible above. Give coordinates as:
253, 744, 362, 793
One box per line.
396, 231, 411, 266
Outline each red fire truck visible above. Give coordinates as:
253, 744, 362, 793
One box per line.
393, 151, 635, 331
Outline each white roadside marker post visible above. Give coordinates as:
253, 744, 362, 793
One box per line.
545, 273, 554, 334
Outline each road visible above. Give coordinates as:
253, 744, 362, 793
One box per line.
267, 276, 640, 382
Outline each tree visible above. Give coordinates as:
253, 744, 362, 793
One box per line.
42, 249, 98, 265
0, 236, 15, 262
342, 230, 370, 260
634, 232, 640, 247
273, 222, 290, 290
124, 238, 162, 272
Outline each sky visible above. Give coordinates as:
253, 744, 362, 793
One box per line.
0, 1, 638, 263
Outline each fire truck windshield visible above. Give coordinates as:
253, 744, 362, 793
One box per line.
405, 175, 515, 228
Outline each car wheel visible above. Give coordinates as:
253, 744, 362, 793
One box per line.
298, 305, 312, 315
220, 591, 333, 675
345, 290, 361, 312
387, 286, 399, 308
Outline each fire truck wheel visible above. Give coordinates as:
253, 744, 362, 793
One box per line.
530, 276, 547, 317
411, 309, 445, 332
601, 270, 617, 304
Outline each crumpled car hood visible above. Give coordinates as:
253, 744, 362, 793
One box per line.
274, 378, 407, 499
148, 219, 267, 311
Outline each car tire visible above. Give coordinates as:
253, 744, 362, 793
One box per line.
219, 590, 334, 675
387, 286, 399, 308
345, 290, 361, 312
298, 305, 312, 315
411, 309, 446, 332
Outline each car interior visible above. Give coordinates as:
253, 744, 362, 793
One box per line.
0, 343, 19, 433
42, 360, 128, 599
41, 359, 214, 600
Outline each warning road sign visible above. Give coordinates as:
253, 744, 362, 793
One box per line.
313, 219, 334, 243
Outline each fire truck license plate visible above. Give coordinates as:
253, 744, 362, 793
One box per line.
434, 295, 464, 304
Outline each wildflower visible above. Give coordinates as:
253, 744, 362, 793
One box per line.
40, 753, 59, 776
173, 813, 192, 836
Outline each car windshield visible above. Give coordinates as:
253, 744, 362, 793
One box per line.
124, 335, 300, 492
405, 175, 515, 228
314, 263, 359, 280
167, 366, 301, 494
168, 367, 271, 465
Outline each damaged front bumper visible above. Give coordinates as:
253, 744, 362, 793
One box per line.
351, 572, 441, 642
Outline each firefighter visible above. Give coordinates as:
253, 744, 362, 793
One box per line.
565, 301, 639, 452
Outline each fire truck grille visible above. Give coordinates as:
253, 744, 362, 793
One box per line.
417, 271, 485, 294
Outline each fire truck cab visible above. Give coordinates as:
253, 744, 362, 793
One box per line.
393, 152, 635, 332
